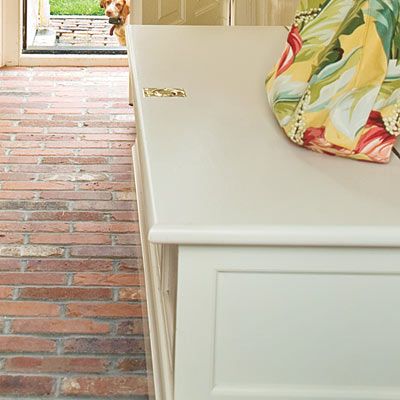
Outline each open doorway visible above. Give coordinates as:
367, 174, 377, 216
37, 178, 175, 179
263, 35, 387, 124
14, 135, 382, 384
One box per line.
23, 0, 126, 54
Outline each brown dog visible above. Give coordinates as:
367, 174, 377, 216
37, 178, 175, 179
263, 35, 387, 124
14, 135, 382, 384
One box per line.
100, 0, 131, 46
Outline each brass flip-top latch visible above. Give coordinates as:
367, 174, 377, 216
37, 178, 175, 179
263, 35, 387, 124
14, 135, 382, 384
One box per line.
143, 88, 187, 98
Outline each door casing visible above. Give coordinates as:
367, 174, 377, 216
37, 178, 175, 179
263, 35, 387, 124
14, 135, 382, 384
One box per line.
2, 0, 128, 66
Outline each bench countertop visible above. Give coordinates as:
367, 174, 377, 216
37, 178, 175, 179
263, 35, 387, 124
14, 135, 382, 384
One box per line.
127, 25, 400, 247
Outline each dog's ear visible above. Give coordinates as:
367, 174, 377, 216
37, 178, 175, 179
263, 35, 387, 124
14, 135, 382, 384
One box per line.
121, 0, 130, 19
99, 0, 106, 8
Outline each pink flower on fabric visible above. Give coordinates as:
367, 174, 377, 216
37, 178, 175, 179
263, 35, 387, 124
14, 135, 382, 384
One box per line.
355, 126, 396, 163
303, 127, 352, 156
276, 26, 303, 77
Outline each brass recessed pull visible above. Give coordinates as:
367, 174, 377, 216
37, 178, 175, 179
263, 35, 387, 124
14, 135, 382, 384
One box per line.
143, 88, 187, 98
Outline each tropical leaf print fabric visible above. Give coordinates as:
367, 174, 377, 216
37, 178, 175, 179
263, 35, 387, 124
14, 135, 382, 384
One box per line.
266, 0, 400, 163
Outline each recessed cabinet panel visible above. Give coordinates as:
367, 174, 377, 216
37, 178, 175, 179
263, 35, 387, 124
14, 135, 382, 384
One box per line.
214, 271, 400, 393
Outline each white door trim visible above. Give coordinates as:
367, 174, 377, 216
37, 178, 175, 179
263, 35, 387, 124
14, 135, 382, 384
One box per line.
2, 0, 128, 67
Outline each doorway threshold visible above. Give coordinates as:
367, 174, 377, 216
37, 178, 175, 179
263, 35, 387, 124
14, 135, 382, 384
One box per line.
18, 54, 128, 67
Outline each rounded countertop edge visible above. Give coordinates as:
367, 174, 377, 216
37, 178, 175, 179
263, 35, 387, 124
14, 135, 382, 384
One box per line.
148, 225, 400, 247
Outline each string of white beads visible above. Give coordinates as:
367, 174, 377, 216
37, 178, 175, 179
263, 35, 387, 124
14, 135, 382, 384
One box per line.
383, 104, 400, 135
294, 7, 322, 27
288, 89, 311, 145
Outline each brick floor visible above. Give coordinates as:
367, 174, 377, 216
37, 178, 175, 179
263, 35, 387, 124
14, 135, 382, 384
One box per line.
0, 67, 152, 399
50, 16, 120, 48
33, 17, 121, 48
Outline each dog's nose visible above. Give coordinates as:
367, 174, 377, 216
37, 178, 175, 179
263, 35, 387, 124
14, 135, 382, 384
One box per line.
106, 10, 113, 16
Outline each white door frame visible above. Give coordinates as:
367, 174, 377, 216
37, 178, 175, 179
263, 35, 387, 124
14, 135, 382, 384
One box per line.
2, 0, 128, 67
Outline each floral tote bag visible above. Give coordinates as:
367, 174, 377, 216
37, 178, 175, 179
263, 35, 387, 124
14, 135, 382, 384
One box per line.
266, 0, 400, 163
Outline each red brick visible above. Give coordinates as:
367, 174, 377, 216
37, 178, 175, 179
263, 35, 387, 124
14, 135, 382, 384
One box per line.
0, 172, 37, 181
0, 259, 21, 271
73, 200, 133, 210
0, 156, 38, 164
67, 303, 143, 318
11, 164, 76, 173
0, 191, 35, 199
116, 320, 145, 336
40, 191, 112, 200
0, 273, 65, 285
20, 287, 112, 300
73, 273, 141, 286
0, 301, 59, 316
0, 222, 69, 232
47, 140, 108, 148
79, 182, 132, 191
25, 108, 83, 114
119, 288, 146, 301
74, 222, 138, 233
81, 134, 133, 141
0, 287, 13, 299
110, 172, 133, 181
70, 245, 141, 258
114, 233, 141, 245
5, 357, 108, 373
11, 148, 75, 156
0, 336, 56, 352
2, 181, 75, 190
64, 338, 145, 354
110, 142, 133, 149
110, 211, 138, 221
0, 233, 24, 244
30, 233, 111, 245
0, 200, 68, 211
0, 211, 24, 220
79, 149, 131, 157
48, 126, 108, 134
0, 126, 42, 133
42, 156, 107, 164
119, 259, 143, 272
110, 156, 133, 164
26, 259, 113, 272
12, 319, 110, 334
20, 120, 77, 127
0, 376, 54, 396
82, 164, 132, 173
61, 376, 149, 397
28, 211, 104, 221
117, 358, 147, 372
16, 134, 76, 141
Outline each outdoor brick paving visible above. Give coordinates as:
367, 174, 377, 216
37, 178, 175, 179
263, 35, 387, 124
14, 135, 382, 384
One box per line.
0, 66, 152, 399
50, 16, 121, 47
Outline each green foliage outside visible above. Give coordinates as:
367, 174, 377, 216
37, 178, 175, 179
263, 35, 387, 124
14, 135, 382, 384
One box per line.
49, 0, 104, 16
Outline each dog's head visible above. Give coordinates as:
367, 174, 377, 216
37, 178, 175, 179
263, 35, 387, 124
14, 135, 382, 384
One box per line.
100, 0, 130, 20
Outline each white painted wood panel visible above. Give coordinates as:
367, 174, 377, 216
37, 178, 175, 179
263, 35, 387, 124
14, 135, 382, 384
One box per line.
127, 25, 400, 248
175, 245, 400, 400
128, 25, 400, 400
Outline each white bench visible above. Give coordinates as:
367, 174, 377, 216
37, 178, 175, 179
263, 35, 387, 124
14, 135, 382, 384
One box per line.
127, 25, 400, 400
